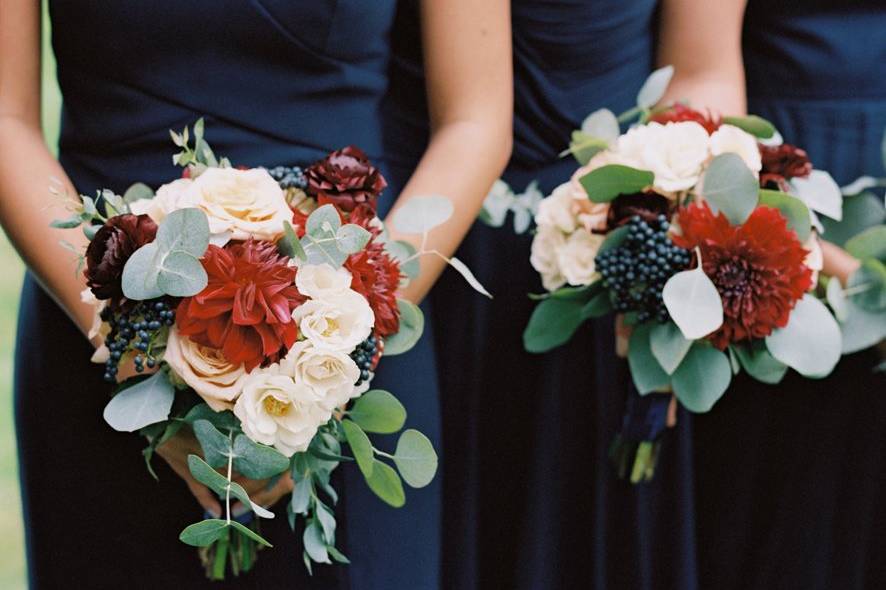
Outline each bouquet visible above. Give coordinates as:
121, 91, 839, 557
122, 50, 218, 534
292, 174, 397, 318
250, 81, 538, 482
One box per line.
518, 67, 884, 480
53, 120, 486, 578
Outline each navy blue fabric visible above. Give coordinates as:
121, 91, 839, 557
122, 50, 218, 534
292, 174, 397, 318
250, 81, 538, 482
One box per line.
692, 3, 886, 589
15, 2, 442, 588
384, 2, 699, 589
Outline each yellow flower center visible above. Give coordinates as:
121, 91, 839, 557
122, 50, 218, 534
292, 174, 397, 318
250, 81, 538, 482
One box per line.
263, 395, 290, 417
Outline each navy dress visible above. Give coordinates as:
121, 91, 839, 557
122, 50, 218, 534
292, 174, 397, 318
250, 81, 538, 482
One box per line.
692, 2, 886, 589
15, 2, 441, 588
384, 2, 699, 589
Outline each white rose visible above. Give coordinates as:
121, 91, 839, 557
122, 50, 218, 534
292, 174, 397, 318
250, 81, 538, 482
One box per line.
280, 340, 361, 411
292, 289, 374, 352
184, 167, 292, 241
530, 225, 568, 292
710, 124, 762, 172
233, 366, 330, 456
535, 183, 578, 233
164, 328, 248, 412
128, 178, 195, 223
617, 121, 710, 194
81, 289, 111, 363
557, 229, 605, 286
296, 264, 353, 299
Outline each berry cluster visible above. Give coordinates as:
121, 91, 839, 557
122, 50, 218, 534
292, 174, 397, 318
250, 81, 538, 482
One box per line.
350, 334, 379, 386
266, 165, 307, 191
102, 300, 176, 382
595, 215, 691, 323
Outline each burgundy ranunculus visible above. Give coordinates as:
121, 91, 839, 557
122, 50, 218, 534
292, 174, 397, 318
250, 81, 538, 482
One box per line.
85, 214, 157, 301
759, 143, 813, 191
649, 104, 722, 135
605, 192, 673, 231
305, 146, 387, 213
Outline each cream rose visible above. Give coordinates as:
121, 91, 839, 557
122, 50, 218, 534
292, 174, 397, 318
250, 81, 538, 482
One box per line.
280, 340, 361, 411
292, 290, 374, 352
557, 229, 605, 286
530, 226, 568, 292
164, 329, 248, 411
615, 121, 710, 194
233, 367, 331, 456
296, 264, 353, 300
82, 289, 111, 363
535, 183, 578, 233
184, 167, 292, 241
128, 178, 195, 224
710, 124, 762, 172
803, 234, 824, 286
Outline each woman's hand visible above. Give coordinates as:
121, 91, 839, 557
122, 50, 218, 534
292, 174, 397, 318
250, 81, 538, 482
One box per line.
820, 239, 861, 287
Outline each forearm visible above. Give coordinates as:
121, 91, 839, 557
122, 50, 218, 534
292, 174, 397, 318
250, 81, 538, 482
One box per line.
386, 119, 510, 303
0, 115, 93, 337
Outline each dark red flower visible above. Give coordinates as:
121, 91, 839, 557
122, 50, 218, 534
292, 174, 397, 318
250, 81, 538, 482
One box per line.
176, 241, 306, 371
649, 104, 722, 135
305, 146, 387, 213
85, 214, 157, 301
759, 143, 813, 191
672, 202, 812, 349
345, 240, 402, 337
606, 192, 673, 231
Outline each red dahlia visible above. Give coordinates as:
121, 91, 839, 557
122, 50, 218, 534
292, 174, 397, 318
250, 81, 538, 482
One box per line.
759, 143, 813, 191
176, 241, 306, 371
672, 202, 812, 349
345, 240, 402, 337
305, 146, 387, 213
649, 104, 722, 135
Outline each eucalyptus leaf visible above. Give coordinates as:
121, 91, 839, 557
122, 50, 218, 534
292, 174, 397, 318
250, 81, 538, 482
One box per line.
382, 299, 424, 356
580, 290, 613, 319
121, 243, 164, 300
649, 321, 693, 375
733, 344, 789, 385
566, 131, 609, 165
103, 370, 175, 432
186, 455, 275, 519
662, 264, 724, 340
790, 170, 843, 221
290, 476, 312, 515
523, 297, 585, 353
580, 165, 654, 203
765, 294, 842, 378
50, 214, 83, 229
391, 195, 454, 235
393, 429, 438, 489
278, 221, 307, 261
230, 520, 272, 548
636, 65, 674, 109
841, 176, 880, 196
826, 277, 850, 321
821, 192, 885, 246
183, 404, 239, 430
672, 344, 731, 413
306, 204, 342, 237
301, 232, 348, 267
303, 522, 331, 563
386, 240, 420, 279
193, 419, 232, 469
847, 259, 886, 311
156, 208, 210, 256
179, 519, 229, 547
721, 115, 776, 139
581, 108, 620, 142
627, 323, 671, 394
316, 501, 337, 543
597, 226, 630, 255
845, 226, 886, 262
758, 189, 812, 242
701, 154, 759, 225
123, 182, 155, 204
327, 545, 351, 564
348, 390, 407, 434
448, 256, 492, 298
336, 224, 372, 254
157, 251, 208, 297
839, 298, 886, 354
365, 460, 406, 508
233, 435, 291, 479
341, 420, 374, 479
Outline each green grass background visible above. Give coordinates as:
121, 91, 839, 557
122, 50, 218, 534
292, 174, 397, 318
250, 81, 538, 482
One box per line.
0, 4, 62, 587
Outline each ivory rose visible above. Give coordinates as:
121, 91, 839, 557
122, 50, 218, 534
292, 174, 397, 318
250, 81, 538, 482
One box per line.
614, 121, 711, 194
530, 226, 568, 292
292, 289, 374, 352
557, 229, 605, 286
279, 340, 361, 412
164, 328, 248, 411
128, 178, 194, 224
710, 124, 763, 172
296, 264, 353, 300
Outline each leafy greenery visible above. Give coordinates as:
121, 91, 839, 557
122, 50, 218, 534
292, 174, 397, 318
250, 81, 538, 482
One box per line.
702, 154, 759, 225
523, 296, 587, 353
102, 371, 175, 432
758, 189, 812, 242
671, 344, 731, 413
662, 262, 724, 340
382, 299, 425, 356
722, 115, 776, 139
579, 164, 655, 203
627, 323, 671, 394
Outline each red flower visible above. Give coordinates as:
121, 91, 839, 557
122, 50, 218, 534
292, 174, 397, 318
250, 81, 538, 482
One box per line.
345, 240, 402, 337
759, 143, 813, 191
649, 104, 722, 135
176, 241, 306, 371
85, 214, 157, 302
672, 202, 812, 349
305, 146, 387, 213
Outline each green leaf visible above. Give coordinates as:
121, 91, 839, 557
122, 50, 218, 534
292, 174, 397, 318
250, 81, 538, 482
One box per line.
636, 65, 674, 109
316, 501, 337, 543
597, 225, 630, 255
341, 420, 374, 479
306, 204, 342, 237
550, 282, 601, 302
448, 256, 492, 298
303, 522, 331, 564
155, 208, 210, 257
579, 164, 654, 203
301, 232, 348, 268
382, 299, 425, 356
50, 214, 83, 229
845, 226, 886, 262
123, 182, 155, 204
627, 323, 671, 394
83, 224, 101, 241
565, 131, 608, 165
821, 192, 885, 246
672, 344, 731, 413
327, 545, 351, 564
848, 259, 886, 311
580, 290, 613, 319
385, 240, 420, 279
523, 297, 585, 353
580, 108, 620, 142
157, 250, 208, 297
701, 154, 759, 225
733, 344, 788, 385
365, 460, 406, 508
662, 263, 723, 340
758, 189, 812, 242
183, 404, 239, 430
765, 294, 841, 378
233, 435, 291, 479
180, 519, 229, 547
790, 170, 843, 221
278, 221, 307, 261
192, 419, 231, 469
649, 321, 693, 375
230, 520, 272, 548
393, 429, 438, 489
103, 370, 175, 432
348, 390, 407, 434
290, 476, 312, 515
826, 277, 849, 321
336, 224, 372, 254
390, 195, 454, 235
839, 297, 886, 354
722, 115, 776, 139
121, 242, 164, 300
186, 455, 274, 519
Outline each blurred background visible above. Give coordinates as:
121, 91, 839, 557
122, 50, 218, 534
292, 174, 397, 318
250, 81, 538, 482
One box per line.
0, 4, 61, 587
